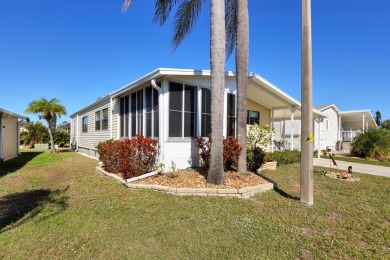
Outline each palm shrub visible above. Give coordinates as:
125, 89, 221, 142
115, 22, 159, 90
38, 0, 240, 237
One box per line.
20, 122, 49, 148
350, 128, 390, 161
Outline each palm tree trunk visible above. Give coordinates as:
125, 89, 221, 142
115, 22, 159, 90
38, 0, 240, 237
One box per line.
236, 0, 249, 177
207, 0, 225, 185
47, 120, 56, 154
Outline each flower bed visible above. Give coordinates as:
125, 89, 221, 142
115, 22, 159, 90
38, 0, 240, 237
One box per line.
96, 167, 273, 198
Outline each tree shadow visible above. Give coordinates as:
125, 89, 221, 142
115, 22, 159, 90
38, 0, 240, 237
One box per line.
0, 151, 43, 179
256, 172, 300, 201
0, 187, 68, 233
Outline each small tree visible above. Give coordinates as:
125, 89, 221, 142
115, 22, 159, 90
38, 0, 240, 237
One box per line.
20, 122, 49, 148
375, 111, 382, 127
381, 119, 390, 130
25, 98, 67, 153
246, 123, 273, 171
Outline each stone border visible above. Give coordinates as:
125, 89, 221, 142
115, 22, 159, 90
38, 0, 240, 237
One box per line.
96, 167, 274, 199
258, 161, 277, 172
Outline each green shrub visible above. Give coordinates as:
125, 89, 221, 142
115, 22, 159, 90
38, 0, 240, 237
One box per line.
266, 150, 301, 165
350, 128, 390, 161
53, 130, 70, 147
246, 147, 265, 172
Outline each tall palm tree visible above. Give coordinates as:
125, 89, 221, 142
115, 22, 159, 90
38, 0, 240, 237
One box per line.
25, 98, 67, 153
225, 0, 249, 176
123, 0, 226, 184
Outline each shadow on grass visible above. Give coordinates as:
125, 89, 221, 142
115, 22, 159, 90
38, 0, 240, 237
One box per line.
0, 188, 68, 233
257, 172, 299, 201
0, 151, 43, 179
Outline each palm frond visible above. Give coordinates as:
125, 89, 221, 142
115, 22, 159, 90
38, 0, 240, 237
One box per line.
225, 0, 237, 58
122, 0, 133, 14
172, 0, 204, 49
153, 0, 180, 26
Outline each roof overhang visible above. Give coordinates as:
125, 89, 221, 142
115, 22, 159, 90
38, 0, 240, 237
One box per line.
0, 108, 25, 119
339, 110, 377, 129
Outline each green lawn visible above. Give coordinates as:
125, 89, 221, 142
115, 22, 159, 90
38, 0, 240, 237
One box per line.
321, 155, 390, 167
0, 151, 389, 259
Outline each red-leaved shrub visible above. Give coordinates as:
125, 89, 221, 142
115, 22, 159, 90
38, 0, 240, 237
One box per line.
194, 135, 242, 170
96, 139, 121, 173
97, 135, 158, 178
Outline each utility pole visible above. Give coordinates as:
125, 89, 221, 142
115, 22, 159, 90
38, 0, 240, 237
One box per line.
301, 0, 314, 206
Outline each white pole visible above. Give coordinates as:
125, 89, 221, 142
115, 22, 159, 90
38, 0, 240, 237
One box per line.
300, 0, 314, 206
291, 108, 295, 151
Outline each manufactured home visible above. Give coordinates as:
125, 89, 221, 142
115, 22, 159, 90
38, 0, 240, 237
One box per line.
273, 104, 377, 152
70, 68, 325, 168
0, 108, 25, 161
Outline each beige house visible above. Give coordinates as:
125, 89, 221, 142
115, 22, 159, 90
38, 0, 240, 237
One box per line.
0, 108, 25, 161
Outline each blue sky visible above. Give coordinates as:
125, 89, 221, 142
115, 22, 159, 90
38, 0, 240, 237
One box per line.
1, 0, 389, 123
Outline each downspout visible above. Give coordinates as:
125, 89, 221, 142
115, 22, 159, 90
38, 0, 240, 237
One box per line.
76, 114, 79, 151
17, 119, 21, 155
151, 79, 162, 163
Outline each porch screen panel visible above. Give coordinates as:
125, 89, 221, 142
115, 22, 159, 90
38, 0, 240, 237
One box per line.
226, 93, 236, 137
145, 86, 152, 137
119, 96, 129, 137
169, 82, 183, 137
201, 88, 211, 137
184, 85, 197, 137
131, 93, 136, 137
136, 90, 143, 135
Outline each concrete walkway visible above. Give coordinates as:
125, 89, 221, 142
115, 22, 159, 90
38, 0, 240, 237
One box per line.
313, 158, 390, 178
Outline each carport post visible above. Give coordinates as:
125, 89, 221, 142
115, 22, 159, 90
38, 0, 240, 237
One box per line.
300, 0, 314, 206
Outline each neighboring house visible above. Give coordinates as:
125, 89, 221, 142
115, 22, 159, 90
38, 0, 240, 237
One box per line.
70, 68, 325, 168
273, 104, 377, 152
57, 122, 71, 134
0, 108, 25, 161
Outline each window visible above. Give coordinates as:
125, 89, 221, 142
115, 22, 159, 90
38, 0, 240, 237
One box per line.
95, 111, 101, 131
247, 110, 260, 125
120, 96, 129, 137
102, 108, 108, 130
169, 82, 197, 138
130, 90, 143, 137
82, 116, 88, 132
226, 93, 236, 137
201, 88, 211, 137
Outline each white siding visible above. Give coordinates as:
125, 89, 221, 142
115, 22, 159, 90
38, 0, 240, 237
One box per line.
2, 116, 18, 161
315, 107, 339, 151
172, 75, 236, 92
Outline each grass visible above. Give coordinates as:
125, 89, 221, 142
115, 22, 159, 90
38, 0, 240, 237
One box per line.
0, 151, 389, 259
320, 155, 390, 167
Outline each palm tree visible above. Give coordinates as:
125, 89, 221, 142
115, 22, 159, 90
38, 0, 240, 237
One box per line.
25, 98, 67, 153
226, 0, 249, 176
123, 0, 226, 184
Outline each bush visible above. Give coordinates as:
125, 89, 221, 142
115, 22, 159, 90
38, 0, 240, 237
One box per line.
53, 130, 70, 147
194, 135, 242, 170
350, 128, 390, 161
265, 150, 301, 165
246, 147, 265, 172
96, 139, 121, 173
97, 135, 159, 178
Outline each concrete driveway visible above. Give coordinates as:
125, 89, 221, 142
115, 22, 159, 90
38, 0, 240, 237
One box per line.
313, 158, 390, 178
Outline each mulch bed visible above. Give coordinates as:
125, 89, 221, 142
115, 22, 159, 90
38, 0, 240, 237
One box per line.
132, 168, 268, 189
